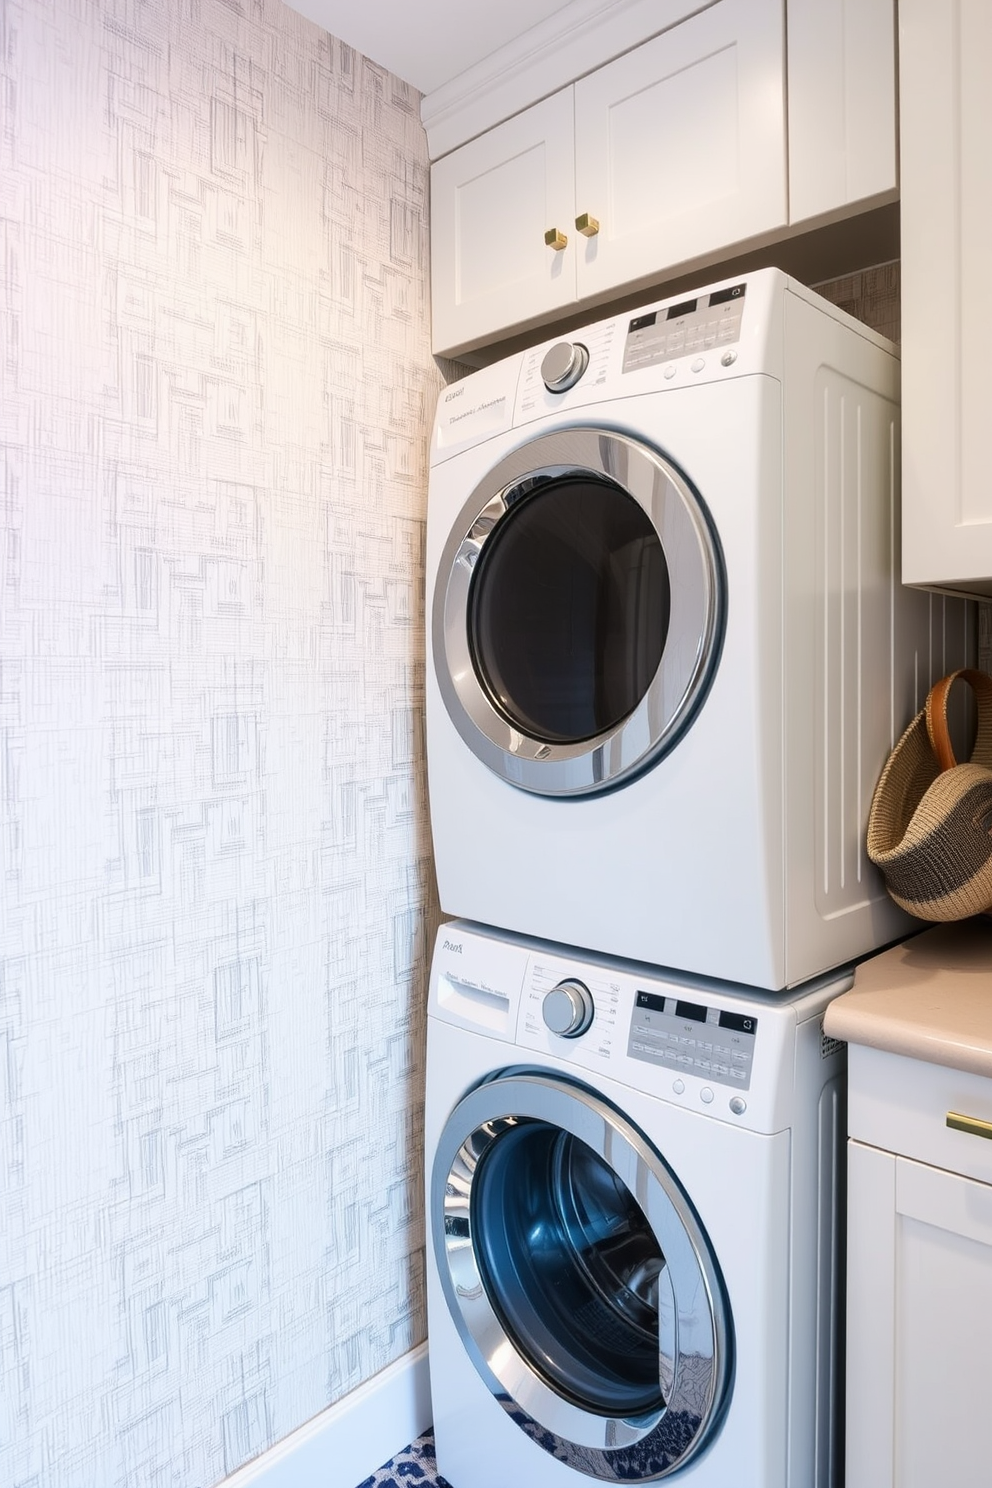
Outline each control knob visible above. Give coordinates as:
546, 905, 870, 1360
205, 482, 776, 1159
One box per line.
542, 978, 594, 1038
541, 341, 589, 393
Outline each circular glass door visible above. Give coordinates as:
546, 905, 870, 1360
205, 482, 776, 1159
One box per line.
433, 427, 724, 797
432, 1071, 734, 1482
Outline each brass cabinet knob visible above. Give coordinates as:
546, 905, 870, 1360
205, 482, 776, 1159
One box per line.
544, 227, 567, 250
575, 212, 600, 237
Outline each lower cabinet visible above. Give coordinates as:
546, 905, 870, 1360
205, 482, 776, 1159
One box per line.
847, 1098, 992, 1485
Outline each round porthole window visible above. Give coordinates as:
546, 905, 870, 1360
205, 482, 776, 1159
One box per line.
432, 427, 724, 797
432, 1071, 734, 1481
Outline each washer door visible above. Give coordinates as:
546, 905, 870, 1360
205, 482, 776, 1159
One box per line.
432, 1071, 734, 1482
432, 427, 724, 797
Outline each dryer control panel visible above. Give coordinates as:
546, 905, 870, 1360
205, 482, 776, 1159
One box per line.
621, 283, 746, 373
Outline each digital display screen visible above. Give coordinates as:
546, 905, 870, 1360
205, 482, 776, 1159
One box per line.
666, 299, 698, 320
708, 283, 746, 306
628, 312, 658, 332
719, 1009, 758, 1035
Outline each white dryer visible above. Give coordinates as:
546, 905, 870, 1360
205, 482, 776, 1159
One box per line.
425, 920, 849, 1487
425, 268, 974, 991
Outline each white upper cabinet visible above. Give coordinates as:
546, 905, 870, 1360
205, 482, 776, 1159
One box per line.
573, 0, 786, 301
430, 0, 786, 357
900, 0, 992, 597
787, 0, 897, 225
430, 91, 577, 355
427, 0, 897, 357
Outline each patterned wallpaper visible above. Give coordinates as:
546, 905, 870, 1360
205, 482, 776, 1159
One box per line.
0, 1, 445, 1483
814, 260, 901, 346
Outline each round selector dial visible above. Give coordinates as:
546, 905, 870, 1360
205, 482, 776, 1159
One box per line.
541, 978, 594, 1038
540, 340, 590, 393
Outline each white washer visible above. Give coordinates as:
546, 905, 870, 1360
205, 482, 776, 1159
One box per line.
425, 920, 849, 1487
426, 268, 974, 991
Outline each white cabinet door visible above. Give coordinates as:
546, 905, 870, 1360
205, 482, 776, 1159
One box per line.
430, 89, 576, 357
900, 0, 992, 595
847, 1140, 992, 1488
787, 0, 897, 225
573, 0, 786, 300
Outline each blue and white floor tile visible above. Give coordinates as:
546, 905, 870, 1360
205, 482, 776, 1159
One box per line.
357, 1430, 452, 1488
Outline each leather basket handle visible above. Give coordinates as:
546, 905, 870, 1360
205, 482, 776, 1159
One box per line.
925, 668, 992, 771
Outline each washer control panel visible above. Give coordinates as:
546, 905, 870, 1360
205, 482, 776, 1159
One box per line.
621, 282, 746, 373
428, 921, 849, 1134
627, 991, 757, 1091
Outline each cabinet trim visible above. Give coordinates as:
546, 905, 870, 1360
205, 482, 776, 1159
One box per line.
846, 1140, 897, 1488
897, 1151, 992, 1247
421, 0, 721, 161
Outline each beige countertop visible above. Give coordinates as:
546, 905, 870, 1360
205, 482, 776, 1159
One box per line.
823, 919, 992, 1076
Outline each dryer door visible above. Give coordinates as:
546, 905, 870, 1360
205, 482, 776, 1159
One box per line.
432, 1070, 734, 1483
432, 427, 724, 797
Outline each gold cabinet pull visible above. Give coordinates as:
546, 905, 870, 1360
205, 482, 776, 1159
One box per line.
544, 227, 567, 250
575, 212, 600, 237
947, 1111, 992, 1141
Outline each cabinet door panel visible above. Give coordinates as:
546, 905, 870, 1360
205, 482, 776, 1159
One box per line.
787, 0, 897, 225
894, 1157, 992, 1488
430, 90, 576, 356
574, 0, 786, 299
901, 0, 992, 593
847, 1141, 992, 1488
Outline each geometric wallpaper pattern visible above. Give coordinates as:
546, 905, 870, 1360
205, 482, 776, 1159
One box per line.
0, 1, 446, 1482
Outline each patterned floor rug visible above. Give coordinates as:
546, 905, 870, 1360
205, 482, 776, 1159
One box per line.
357, 1430, 453, 1488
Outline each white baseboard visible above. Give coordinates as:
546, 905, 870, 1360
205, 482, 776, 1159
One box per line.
221, 1343, 432, 1488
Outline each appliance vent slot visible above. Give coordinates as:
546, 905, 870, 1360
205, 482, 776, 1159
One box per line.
820, 1025, 845, 1060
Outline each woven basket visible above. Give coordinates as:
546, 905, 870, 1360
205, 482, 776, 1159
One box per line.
867, 669, 992, 921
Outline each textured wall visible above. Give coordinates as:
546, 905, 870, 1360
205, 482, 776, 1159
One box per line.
0, 1, 443, 1484
814, 260, 901, 345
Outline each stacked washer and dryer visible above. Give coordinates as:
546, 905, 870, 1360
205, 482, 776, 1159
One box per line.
421, 269, 973, 1487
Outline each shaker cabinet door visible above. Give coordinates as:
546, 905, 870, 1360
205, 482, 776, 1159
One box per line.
900, 0, 992, 595
846, 1139, 992, 1488
430, 89, 576, 357
573, 0, 786, 301
787, 0, 898, 225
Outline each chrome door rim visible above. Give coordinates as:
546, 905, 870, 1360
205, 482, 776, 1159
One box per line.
432, 1071, 733, 1481
432, 427, 724, 797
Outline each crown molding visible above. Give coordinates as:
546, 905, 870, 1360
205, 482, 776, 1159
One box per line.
420, 0, 717, 160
